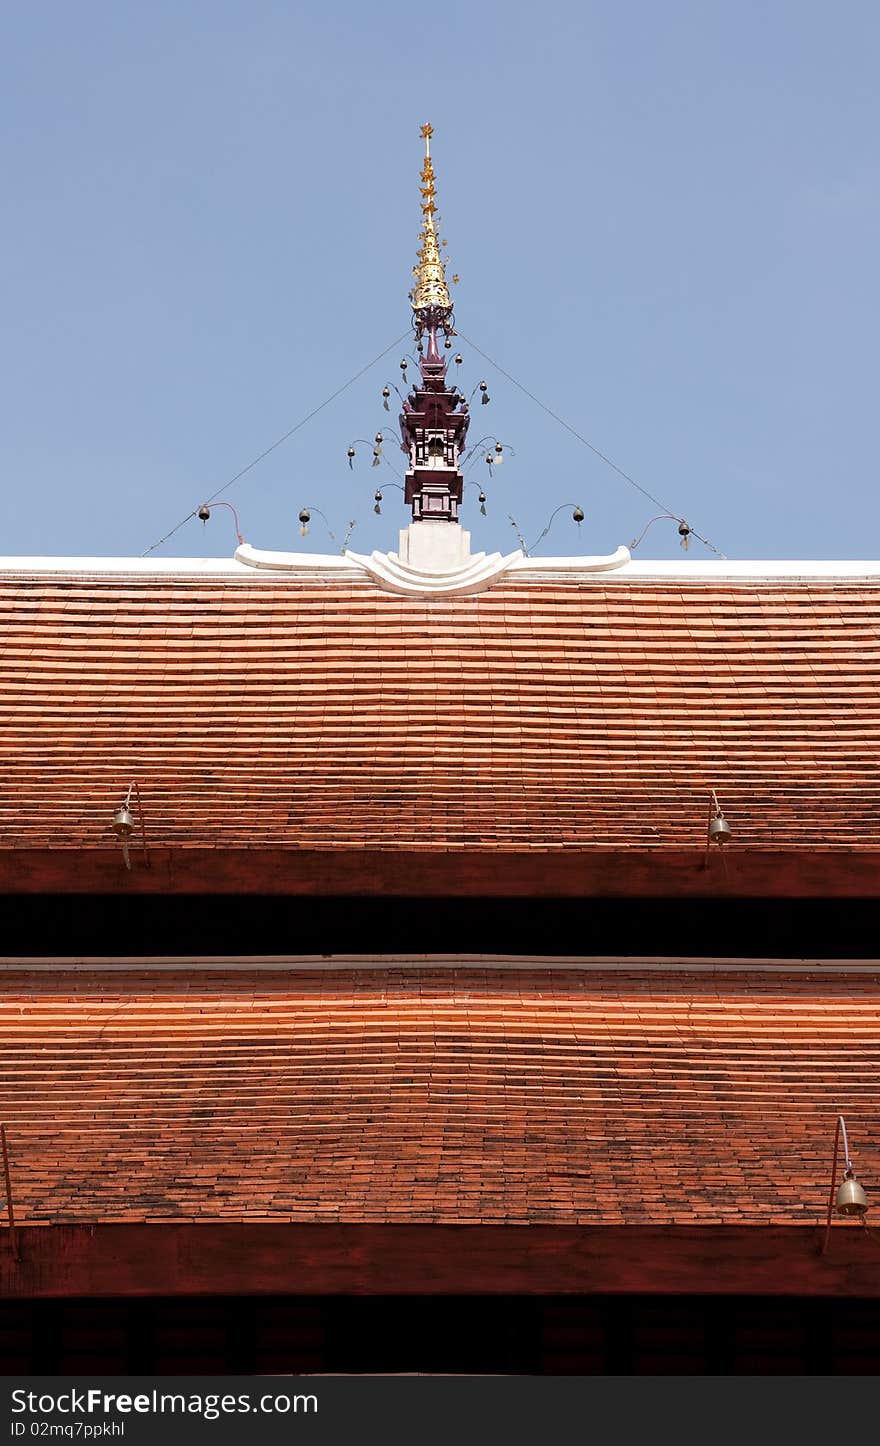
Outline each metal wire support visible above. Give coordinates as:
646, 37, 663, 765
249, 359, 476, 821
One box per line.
526, 503, 585, 556
1, 1123, 20, 1263
821, 1114, 860, 1255
118, 781, 150, 871
197, 501, 244, 546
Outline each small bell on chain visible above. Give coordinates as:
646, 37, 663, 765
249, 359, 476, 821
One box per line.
347, 447, 356, 470
382, 387, 391, 412
573, 506, 585, 526
479, 380, 490, 406
679, 520, 692, 551
298, 508, 311, 538
374, 490, 383, 515
479, 491, 487, 517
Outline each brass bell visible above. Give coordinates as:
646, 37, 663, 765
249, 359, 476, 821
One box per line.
708, 814, 732, 845
573, 506, 585, 524
112, 806, 134, 838
837, 1173, 868, 1216
197, 505, 211, 523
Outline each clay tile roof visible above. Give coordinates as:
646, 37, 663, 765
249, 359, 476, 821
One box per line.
0, 563, 879, 853
3, 963, 876, 1227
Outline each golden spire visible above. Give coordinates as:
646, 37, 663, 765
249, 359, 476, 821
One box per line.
412, 122, 452, 314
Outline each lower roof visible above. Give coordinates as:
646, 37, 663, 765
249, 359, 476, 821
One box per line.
3, 960, 876, 1227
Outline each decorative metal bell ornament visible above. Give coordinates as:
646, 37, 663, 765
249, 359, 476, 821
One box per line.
708, 813, 732, 846
837, 1173, 868, 1216
112, 806, 134, 838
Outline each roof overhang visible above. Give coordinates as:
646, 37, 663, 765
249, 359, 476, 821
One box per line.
3, 1222, 877, 1300
1, 846, 878, 897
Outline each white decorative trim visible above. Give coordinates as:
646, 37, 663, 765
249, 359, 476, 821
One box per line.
514, 546, 632, 575
341, 543, 634, 596
346, 547, 522, 596
234, 543, 359, 572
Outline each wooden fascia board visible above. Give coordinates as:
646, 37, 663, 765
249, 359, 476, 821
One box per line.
2, 1223, 878, 1299
0, 847, 878, 897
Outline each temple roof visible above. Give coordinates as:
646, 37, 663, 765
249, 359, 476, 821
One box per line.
0, 556, 878, 866
4, 959, 877, 1227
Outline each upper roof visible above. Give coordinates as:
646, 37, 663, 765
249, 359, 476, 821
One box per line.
0, 553, 878, 873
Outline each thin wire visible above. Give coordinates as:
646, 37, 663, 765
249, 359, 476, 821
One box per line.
142, 331, 411, 556
456, 330, 725, 557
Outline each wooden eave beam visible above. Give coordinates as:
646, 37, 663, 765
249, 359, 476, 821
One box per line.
2, 1223, 879, 1299
0, 847, 878, 897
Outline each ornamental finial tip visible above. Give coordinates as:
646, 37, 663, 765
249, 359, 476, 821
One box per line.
411, 124, 451, 322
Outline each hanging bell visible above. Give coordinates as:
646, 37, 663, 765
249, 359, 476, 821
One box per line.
479, 381, 490, 405
400, 358, 408, 372
382, 387, 391, 411
573, 506, 585, 525
375, 433, 383, 445
112, 805, 134, 838
495, 442, 503, 454
371, 450, 381, 468
479, 492, 487, 517
708, 813, 732, 846
347, 447, 356, 469
197, 505, 211, 523
454, 353, 463, 365
679, 520, 692, 552
837, 1173, 868, 1216
374, 490, 383, 515
298, 508, 310, 537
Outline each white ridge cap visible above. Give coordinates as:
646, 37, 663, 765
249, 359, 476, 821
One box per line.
0, 552, 878, 581
610, 558, 880, 578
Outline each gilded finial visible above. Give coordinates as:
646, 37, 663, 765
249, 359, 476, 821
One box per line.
412, 122, 452, 317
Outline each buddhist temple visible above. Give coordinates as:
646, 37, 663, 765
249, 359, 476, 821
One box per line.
2, 127, 880, 1375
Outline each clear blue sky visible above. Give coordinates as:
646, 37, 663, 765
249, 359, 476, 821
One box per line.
2, 0, 878, 561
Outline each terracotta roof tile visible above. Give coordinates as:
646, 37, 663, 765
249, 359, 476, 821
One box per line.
0, 572, 879, 851
2, 965, 878, 1226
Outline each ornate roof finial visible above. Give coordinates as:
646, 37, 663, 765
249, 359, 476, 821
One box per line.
398, 125, 469, 533
412, 122, 453, 326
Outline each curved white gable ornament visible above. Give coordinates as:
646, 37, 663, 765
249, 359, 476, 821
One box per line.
347, 547, 521, 596
235, 540, 631, 595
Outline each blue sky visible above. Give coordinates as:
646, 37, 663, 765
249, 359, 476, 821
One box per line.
2, 0, 878, 560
